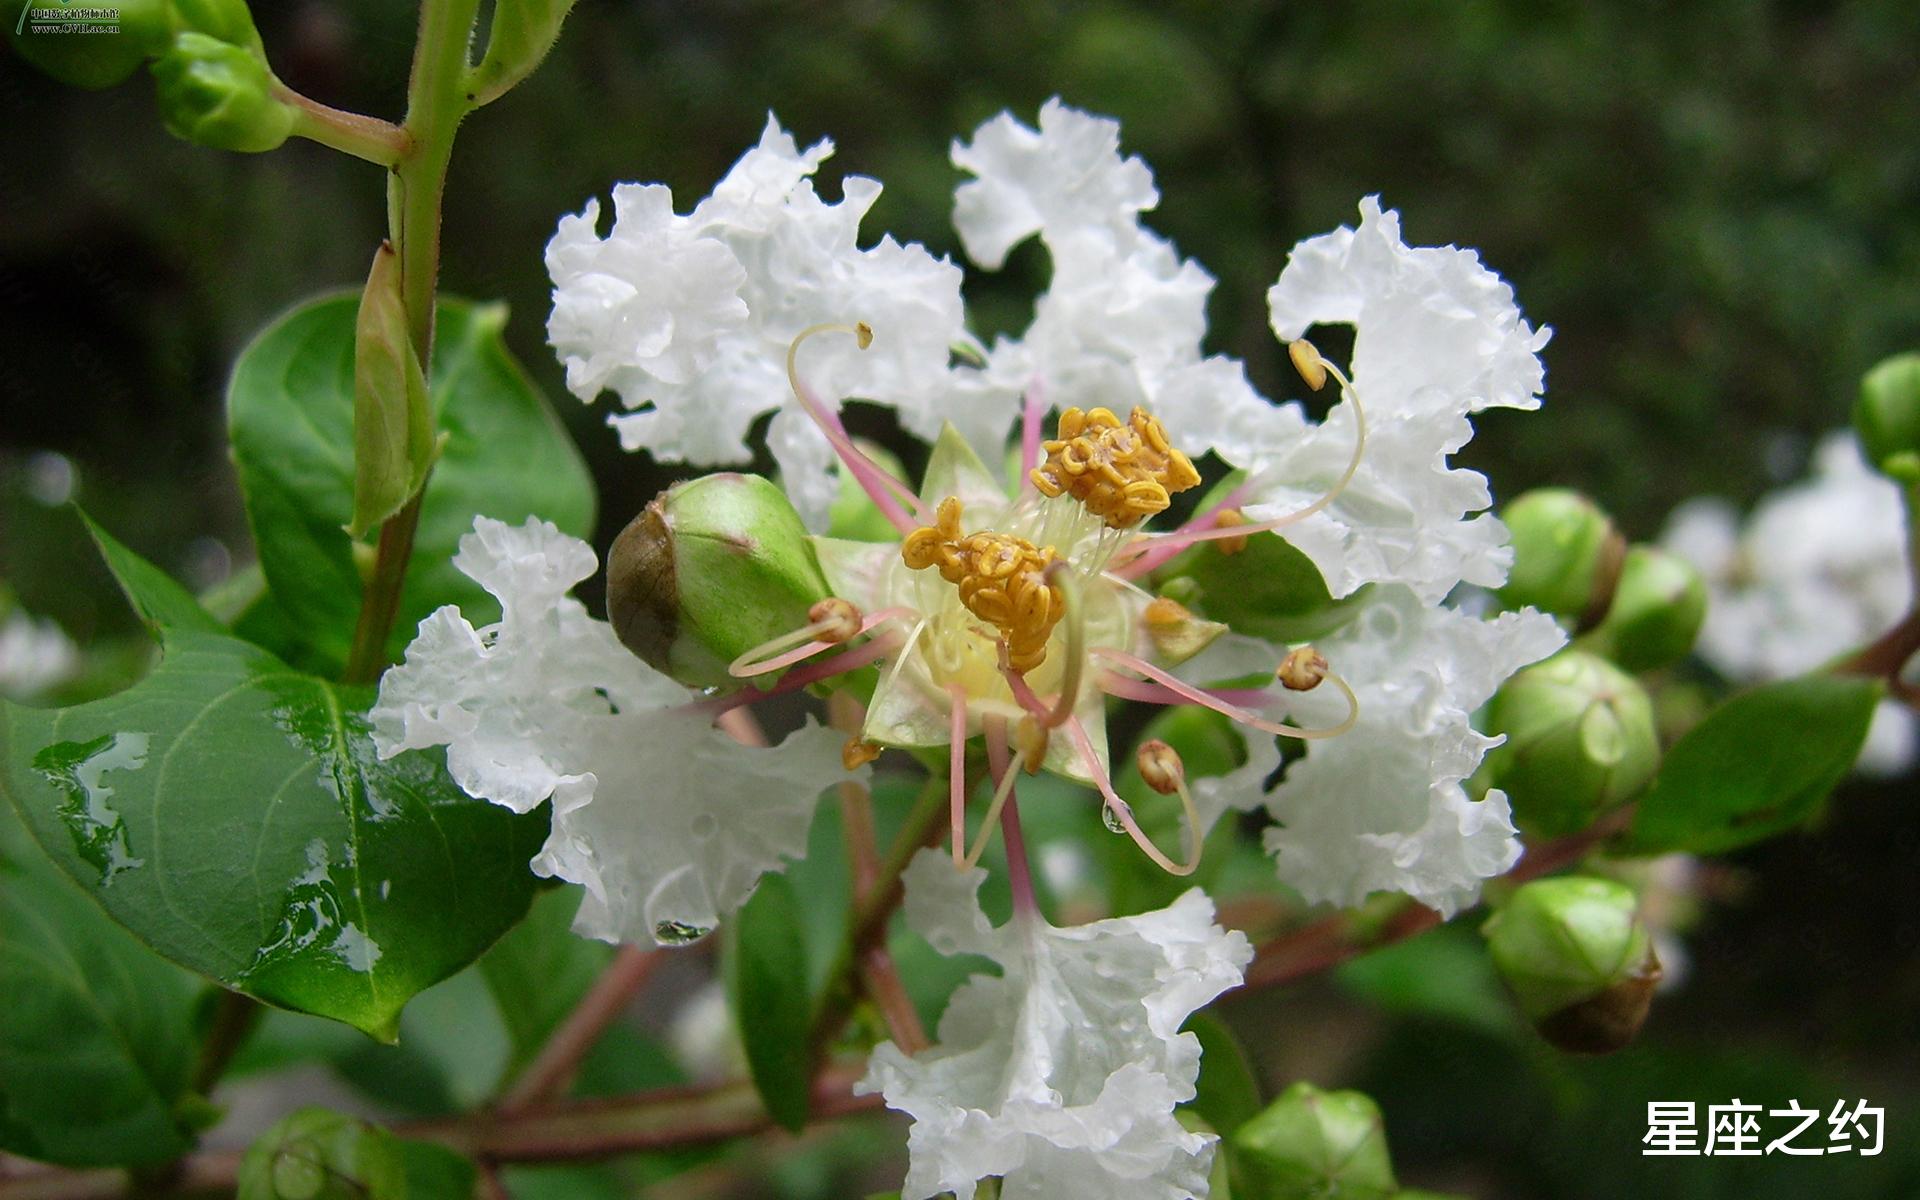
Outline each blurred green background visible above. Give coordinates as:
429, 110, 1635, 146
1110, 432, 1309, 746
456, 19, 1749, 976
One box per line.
2, 1, 1917, 1197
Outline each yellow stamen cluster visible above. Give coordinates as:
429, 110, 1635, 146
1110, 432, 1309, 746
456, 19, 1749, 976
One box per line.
901, 497, 1065, 673
1029, 406, 1202, 529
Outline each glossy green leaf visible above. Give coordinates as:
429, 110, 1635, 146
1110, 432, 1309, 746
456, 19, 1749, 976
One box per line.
468, 0, 579, 107
0, 802, 200, 1166
0, 527, 548, 1040
1626, 674, 1881, 855
228, 293, 594, 671
1183, 1011, 1263, 1138
725, 871, 812, 1133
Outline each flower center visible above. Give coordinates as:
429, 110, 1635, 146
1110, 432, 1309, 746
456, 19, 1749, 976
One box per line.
902, 497, 1064, 673
1029, 405, 1201, 529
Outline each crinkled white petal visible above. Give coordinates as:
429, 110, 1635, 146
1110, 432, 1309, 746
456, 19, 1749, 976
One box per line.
859, 851, 1250, 1200
548, 115, 970, 528
1247, 196, 1551, 601
1260, 587, 1565, 915
370, 516, 859, 944
952, 97, 1158, 270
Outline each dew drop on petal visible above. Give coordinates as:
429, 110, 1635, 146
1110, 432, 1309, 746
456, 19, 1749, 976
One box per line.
654, 920, 713, 945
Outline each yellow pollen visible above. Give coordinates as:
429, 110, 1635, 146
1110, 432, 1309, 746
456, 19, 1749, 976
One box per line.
901, 496, 1065, 674
1029, 406, 1202, 529
841, 737, 883, 770
1212, 508, 1251, 555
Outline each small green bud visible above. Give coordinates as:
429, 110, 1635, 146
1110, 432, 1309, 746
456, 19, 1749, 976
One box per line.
169, 0, 261, 49
1496, 488, 1624, 623
1482, 650, 1658, 837
8, 0, 172, 88
1854, 352, 1920, 483
1484, 876, 1661, 1054
1230, 1081, 1398, 1200
827, 439, 910, 542
237, 1108, 405, 1200
1581, 545, 1707, 671
606, 473, 831, 689
150, 30, 292, 153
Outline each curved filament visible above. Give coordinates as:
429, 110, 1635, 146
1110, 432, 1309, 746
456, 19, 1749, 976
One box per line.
787, 323, 929, 532
1062, 716, 1200, 877
1093, 648, 1360, 741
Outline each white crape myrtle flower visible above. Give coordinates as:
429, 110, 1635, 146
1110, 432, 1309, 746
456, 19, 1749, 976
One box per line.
859, 850, 1251, 1200
0, 608, 80, 700
1661, 432, 1917, 774
370, 516, 860, 945
1248, 197, 1553, 603
546, 115, 975, 527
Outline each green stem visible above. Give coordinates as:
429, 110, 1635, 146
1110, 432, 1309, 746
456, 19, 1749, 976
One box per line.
188, 991, 262, 1098
273, 84, 407, 167
806, 778, 948, 1071
342, 0, 478, 684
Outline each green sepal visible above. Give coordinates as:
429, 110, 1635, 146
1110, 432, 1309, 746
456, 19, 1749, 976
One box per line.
347, 242, 437, 539
149, 30, 293, 153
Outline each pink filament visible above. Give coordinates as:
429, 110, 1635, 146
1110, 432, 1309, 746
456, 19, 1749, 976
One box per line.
736, 608, 917, 676
1061, 715, 1194, 876
1115, 481, 1254, 579
1097, 674, 1274, 709
789, 348, 927, 533
704, 635, 897, 718
985, 716, 1038, 915
1094, 648, 1350, 740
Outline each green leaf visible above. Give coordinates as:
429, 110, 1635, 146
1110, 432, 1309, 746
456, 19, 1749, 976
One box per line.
1183, 1011, 1263, 1138
0, 802, 200, 1166
228, 293, 594, 671
0, 528, 549, 1040
78, 509, 226, 638
1627, 674, 1882, 855
395, 1137, 478, 1199
725, 872, 812, 1133
349, 242, 437, 539
467, 0, 578, 107
478, 885, 614, 1077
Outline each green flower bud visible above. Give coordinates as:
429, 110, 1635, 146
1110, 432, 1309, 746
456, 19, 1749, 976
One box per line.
1854, 352, 1920, 483
170, 0, 261, 49
1483, 876, 1662, 1054
1150, 472, 1365, 643
150, 30, 292, 153
827, 439, 910, 542
1496, 488, 1624, 623
1230, 1081, 1398, 1200
1581, 545, 1707, 672
237, 1108, 404, 1200
9, 0, 171, 88
606, 472, 831, 689
1482, 650, 1658, 837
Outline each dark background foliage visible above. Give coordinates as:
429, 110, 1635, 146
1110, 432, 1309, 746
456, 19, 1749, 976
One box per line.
2, 2, 1916, 1196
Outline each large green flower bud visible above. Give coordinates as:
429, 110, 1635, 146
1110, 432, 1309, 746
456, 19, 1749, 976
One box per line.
8, 0, 171, 88
1581, 545, 1707, 672
606, 472, 832, 689
237, 1108, 404, 1200
1230, 1081, 1398, 1200
1496, 489, 1623, 624
170, 0, 262, 49
1854, 352, 1920, 483
1483, 876, 1661, 1054
1481, 650, 1658, 838
150, 30, 292, 152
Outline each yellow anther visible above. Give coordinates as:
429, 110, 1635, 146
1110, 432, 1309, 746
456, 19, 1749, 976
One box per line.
808, 598, 864, 644
1277, 645, 1329, 692
1029, 406, 1201, 529
899, 496, 1064, 673
1144, 596, 1191, 628
1137, 739, 1186, 796
841, 737, 883, 770
854, 321, 874, 349
1289, 339, 1329, 391
1212, 508, 1250, 556
1015, 716, 1050, 774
